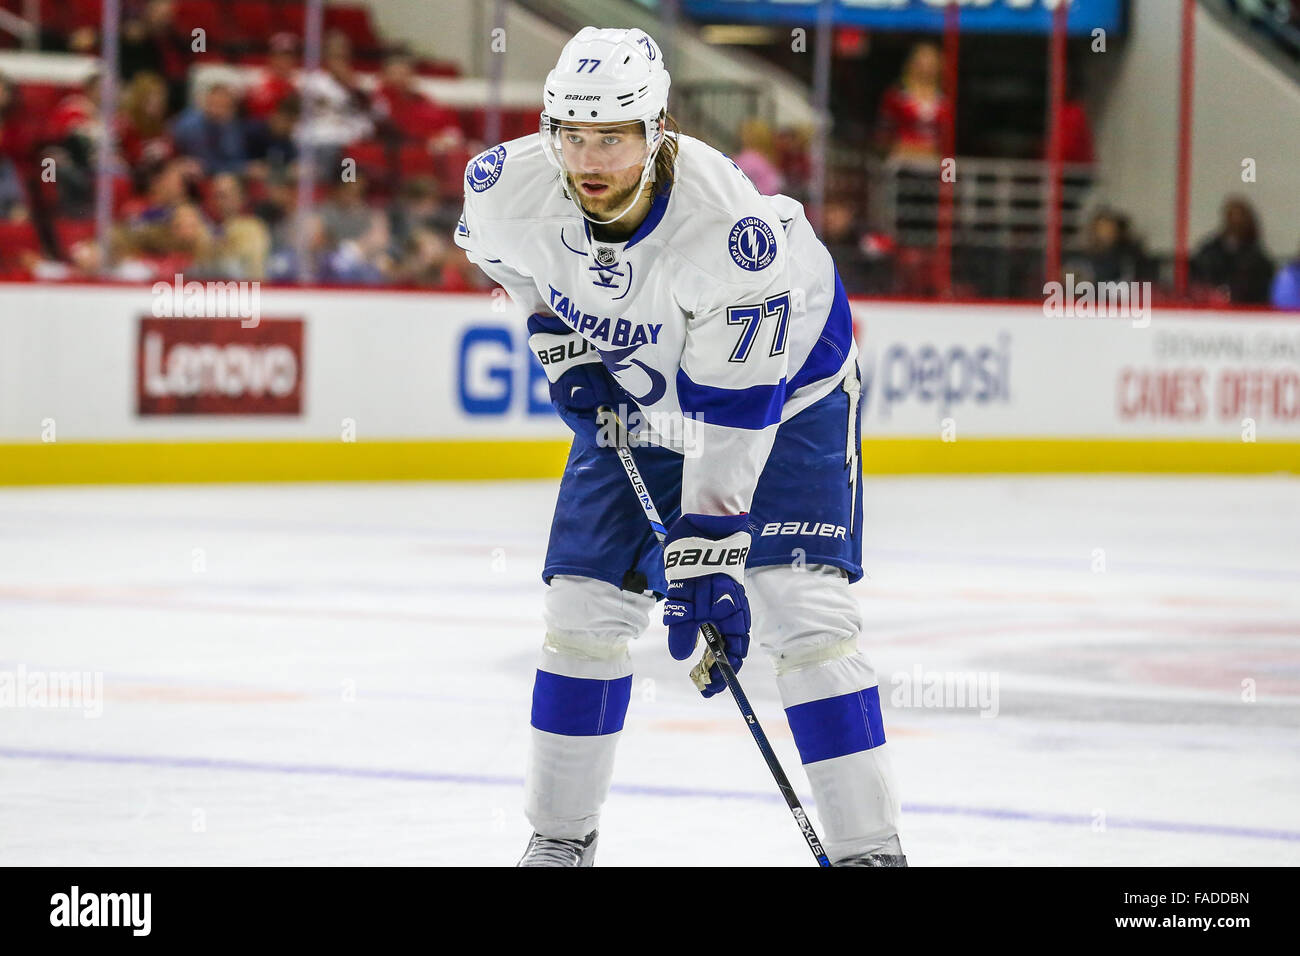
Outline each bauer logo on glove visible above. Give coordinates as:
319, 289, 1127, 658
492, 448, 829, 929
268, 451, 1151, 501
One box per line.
663, 543, 750, 574
662, 514, 753, 698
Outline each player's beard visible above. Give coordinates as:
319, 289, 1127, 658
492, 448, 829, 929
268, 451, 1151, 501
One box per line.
567, 170, 645, 222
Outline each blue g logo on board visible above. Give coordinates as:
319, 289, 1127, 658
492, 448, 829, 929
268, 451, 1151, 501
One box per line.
467, 145, 507, 193
728, 217, 777, 272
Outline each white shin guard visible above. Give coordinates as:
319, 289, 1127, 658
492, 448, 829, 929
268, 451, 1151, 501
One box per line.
525, 575, 653, 839
747, 564, 903, 861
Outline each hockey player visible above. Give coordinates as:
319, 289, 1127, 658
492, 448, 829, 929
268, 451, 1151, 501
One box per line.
454, 26, 905, 867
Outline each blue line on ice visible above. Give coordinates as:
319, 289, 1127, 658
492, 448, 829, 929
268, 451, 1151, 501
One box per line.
2, 746, 1297, 843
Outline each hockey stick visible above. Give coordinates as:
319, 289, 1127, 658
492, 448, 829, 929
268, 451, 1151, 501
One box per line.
595, 407, 832, 867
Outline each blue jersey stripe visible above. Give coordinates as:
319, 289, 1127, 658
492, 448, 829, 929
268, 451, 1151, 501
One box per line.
784, 685, 886, 764
789, 267, 854, 393
676, 371, 786, 430
531, 670, 632, 737
624, 183, 672, 250
527, 312, 572, 336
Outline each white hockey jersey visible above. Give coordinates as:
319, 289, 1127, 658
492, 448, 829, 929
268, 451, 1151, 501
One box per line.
454, 132, 857, 518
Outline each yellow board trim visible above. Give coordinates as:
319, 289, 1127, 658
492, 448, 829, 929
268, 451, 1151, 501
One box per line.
860, 438, 1300, 474
1, 438, 1297, 485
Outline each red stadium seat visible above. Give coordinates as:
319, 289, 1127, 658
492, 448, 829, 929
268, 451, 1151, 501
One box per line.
433, 146, 471, 195
232, 1, 277, 46
456, 108, 483, 142
0, 220, 41, 271
273, 2, 305, 36
54, 219, 96, 253
501, 109, 539, 141
56, 0, 100, 31
175, 0, 226, 48
397, 143, 435, 177
345, 139, 389, 177
11, 83, 71, 150
324, 5, 380, 52
18, 82, 66, 118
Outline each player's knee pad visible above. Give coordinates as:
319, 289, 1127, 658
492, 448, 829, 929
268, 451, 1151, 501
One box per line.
747, 563, 864, 676
541, 574, 654, 670
531, 575, 648, 750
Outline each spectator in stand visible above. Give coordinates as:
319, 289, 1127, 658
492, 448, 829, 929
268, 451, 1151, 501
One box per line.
1191, 196, 1275, 304
297, 31, 375, 165
1046, 75, 1095, 164
773, 125, 812, 201
0, 128, 28, 221
1065, 208, 1152, 284
1270, 240, 1300, 310
115, 197, 213, 278
171, 83, 247, 175
320, 177, 378, 244
267, 207, 324, 282
31, 237, 156, 282
47, 72, 107, 216
253, 172, 301, 261
392, 226, 473, 290
119, 0, 190, 112
120, 156, 201, 230
66, 24, 99, 56
0, 80, 30, 224
0, 74, 34, 167
245, 95, 301, 182
247, 33, 299, 121
372, 52, 463, 151
389, 176, 459, 251
875, 41, 952, 160
732, 119, 784, 196
201, 172, 271, 280
320, 214, 393, 285
819, 199, 870, 292
164, 201, 215, 272
49, 72, 105, 145
119, 72, 175, 171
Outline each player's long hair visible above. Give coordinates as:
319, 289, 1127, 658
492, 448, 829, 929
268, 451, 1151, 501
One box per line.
652, 112, 681, 192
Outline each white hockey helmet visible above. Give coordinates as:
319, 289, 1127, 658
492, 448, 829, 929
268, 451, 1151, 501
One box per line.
541, 27, 672, 225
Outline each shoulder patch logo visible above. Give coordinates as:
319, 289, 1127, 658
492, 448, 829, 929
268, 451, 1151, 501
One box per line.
728, 217, 777, 272
467, 145, 507, 193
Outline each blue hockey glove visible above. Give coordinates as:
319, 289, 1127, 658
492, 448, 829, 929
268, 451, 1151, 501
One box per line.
528, 314, 620, 448
662, 513, 752, 698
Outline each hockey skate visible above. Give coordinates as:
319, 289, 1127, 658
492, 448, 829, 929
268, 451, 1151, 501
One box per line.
516, 830, 599, 867
834, 852, 909, 867
835, 835, 908, 866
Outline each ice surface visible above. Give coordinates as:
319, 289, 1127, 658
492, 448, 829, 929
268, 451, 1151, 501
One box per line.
1, 476, 1297, 866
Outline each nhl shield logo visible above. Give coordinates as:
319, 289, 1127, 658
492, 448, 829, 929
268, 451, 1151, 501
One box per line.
466, 145, 507, 193
595, 247, 618, 267
728, 217, 777, 272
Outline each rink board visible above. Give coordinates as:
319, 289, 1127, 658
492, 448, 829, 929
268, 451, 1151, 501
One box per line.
1, 283, 1297, 482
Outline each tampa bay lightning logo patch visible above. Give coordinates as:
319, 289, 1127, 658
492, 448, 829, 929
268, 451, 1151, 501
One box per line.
466, 145, 506, 193
728, 217, 777, 271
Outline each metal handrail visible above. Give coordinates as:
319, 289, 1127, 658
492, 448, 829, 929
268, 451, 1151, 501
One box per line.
0, 9, 37, 48
841, 154, 1097, 251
